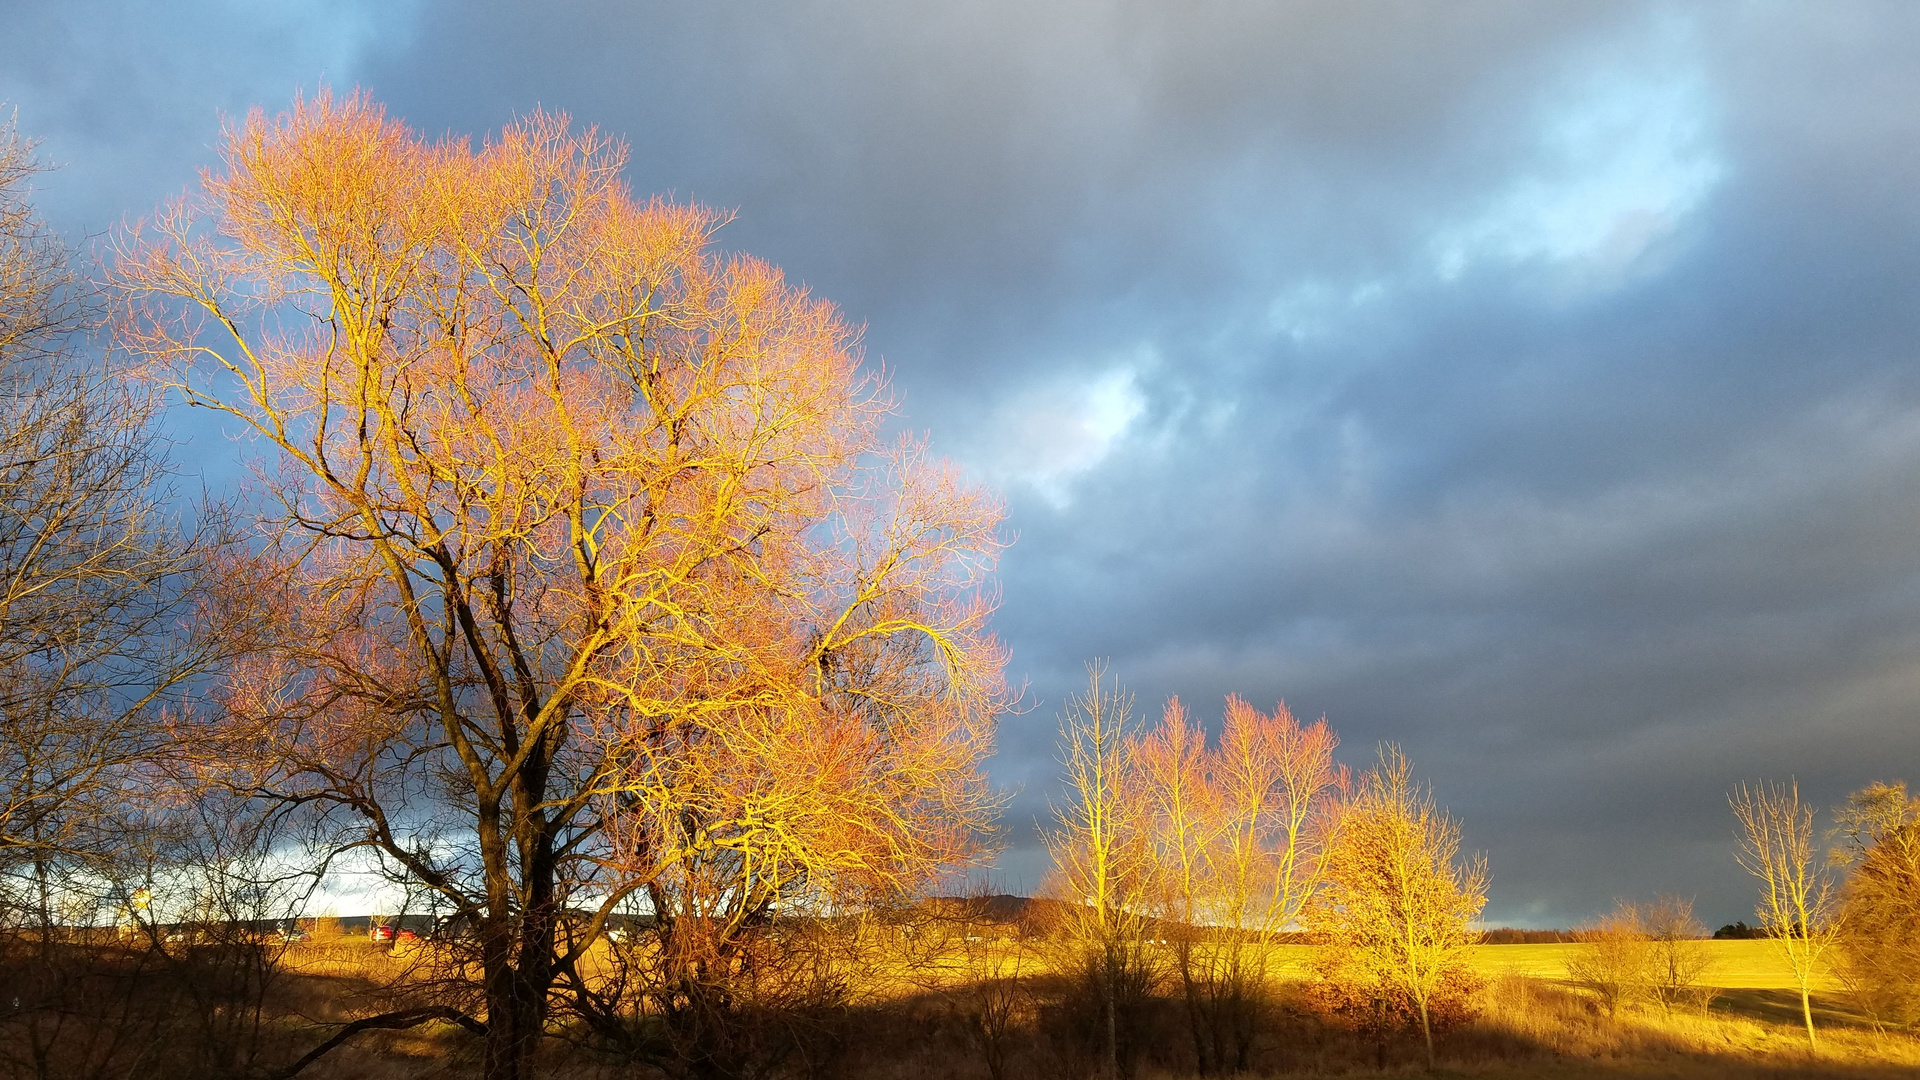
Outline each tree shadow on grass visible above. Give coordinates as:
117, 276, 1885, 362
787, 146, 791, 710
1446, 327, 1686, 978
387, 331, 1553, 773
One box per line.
1710, 987, 1876, 1032
823, 977, 1920, 1080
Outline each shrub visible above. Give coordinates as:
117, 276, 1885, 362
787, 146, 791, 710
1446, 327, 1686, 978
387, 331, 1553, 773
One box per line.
1565, 904, 1652, 1018
1832, 782, 1920, 1032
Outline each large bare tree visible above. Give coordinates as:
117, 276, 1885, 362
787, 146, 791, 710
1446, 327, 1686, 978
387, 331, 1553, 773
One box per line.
114, 91, 1010, 1080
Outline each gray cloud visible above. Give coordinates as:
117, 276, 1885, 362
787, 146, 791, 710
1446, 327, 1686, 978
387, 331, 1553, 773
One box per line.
7, 0, 1920, 924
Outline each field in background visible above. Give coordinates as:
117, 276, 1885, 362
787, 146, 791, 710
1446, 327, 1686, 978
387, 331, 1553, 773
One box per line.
857, 937, 1836, 996
1085, 940, 1829, 991
273, 934, 1845, 994
1466, 940, 1832, 991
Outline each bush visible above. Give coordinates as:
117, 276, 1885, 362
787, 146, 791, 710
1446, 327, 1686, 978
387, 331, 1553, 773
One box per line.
1565, 905, 1652, 1018
1306, 954, 1482, 1039
1566, 897, 1715, 1018
1639, 896, 1716, 1014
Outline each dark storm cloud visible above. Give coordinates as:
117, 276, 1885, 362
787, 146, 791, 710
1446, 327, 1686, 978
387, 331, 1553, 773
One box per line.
6, 0, 1920, 924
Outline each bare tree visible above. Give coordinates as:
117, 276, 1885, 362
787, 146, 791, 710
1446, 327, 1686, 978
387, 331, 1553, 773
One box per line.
1313, 746, 1487, 1070
0, 112, 225, 923
0, 112, 238, 1080
115, 792, 317, 1079
1130, 695, 1339, 1073
1129, 697, 1218, 1072
1639, 895, 1715, 1015
1042, 663, 1154, 1080
956, 924, 1030, 1080
1731, 779, 1838, 1048
115, 91, 1010, 1080
1565, 901, 1652, 1018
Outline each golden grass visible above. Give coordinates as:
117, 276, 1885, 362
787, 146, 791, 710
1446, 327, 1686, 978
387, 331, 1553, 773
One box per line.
272, 937, 1919, 1079
1446, 970, 1920, 1078
1467, 939, 1838, 991
860, 938, 1832, 994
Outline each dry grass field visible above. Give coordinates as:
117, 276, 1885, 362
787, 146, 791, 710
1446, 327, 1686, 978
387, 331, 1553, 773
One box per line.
250, 934, 1920, 1080
1466, 939, 1834, 990
852, 939, 1836, 995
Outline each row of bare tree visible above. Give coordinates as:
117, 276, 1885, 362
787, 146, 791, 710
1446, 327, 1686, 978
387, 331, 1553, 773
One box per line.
1040, 667, 1488, 1075
2, 92, 1017, 1080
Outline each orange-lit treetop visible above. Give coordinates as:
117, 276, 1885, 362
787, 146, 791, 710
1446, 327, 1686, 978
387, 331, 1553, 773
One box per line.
114, 88, 1012, 1079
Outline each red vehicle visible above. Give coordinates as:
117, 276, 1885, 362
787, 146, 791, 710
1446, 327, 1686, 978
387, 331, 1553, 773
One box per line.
370, 923, 395, 944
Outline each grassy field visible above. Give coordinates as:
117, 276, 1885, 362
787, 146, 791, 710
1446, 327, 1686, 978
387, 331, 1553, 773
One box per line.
1178, 940, 1823, 991
868, 938, 1833, 995
1465, 939, 1831, 991
254, 935, 1916, 1079
279, 936, 1827, 993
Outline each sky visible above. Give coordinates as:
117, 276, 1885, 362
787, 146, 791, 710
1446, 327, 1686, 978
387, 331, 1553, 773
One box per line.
5, 0, 1920, 927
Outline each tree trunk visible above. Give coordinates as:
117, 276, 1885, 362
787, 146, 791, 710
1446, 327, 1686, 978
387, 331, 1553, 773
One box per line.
1800, 985, 1818, 1049
483, 966, 549, 1080
1104, 952, 1119, 1080
1176, 942, 1212, 1075
480, 904, 556, 1080
1417, 996, 1434, 1071
482, 967, 526, 1080
1225, 944, 1256, 1073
